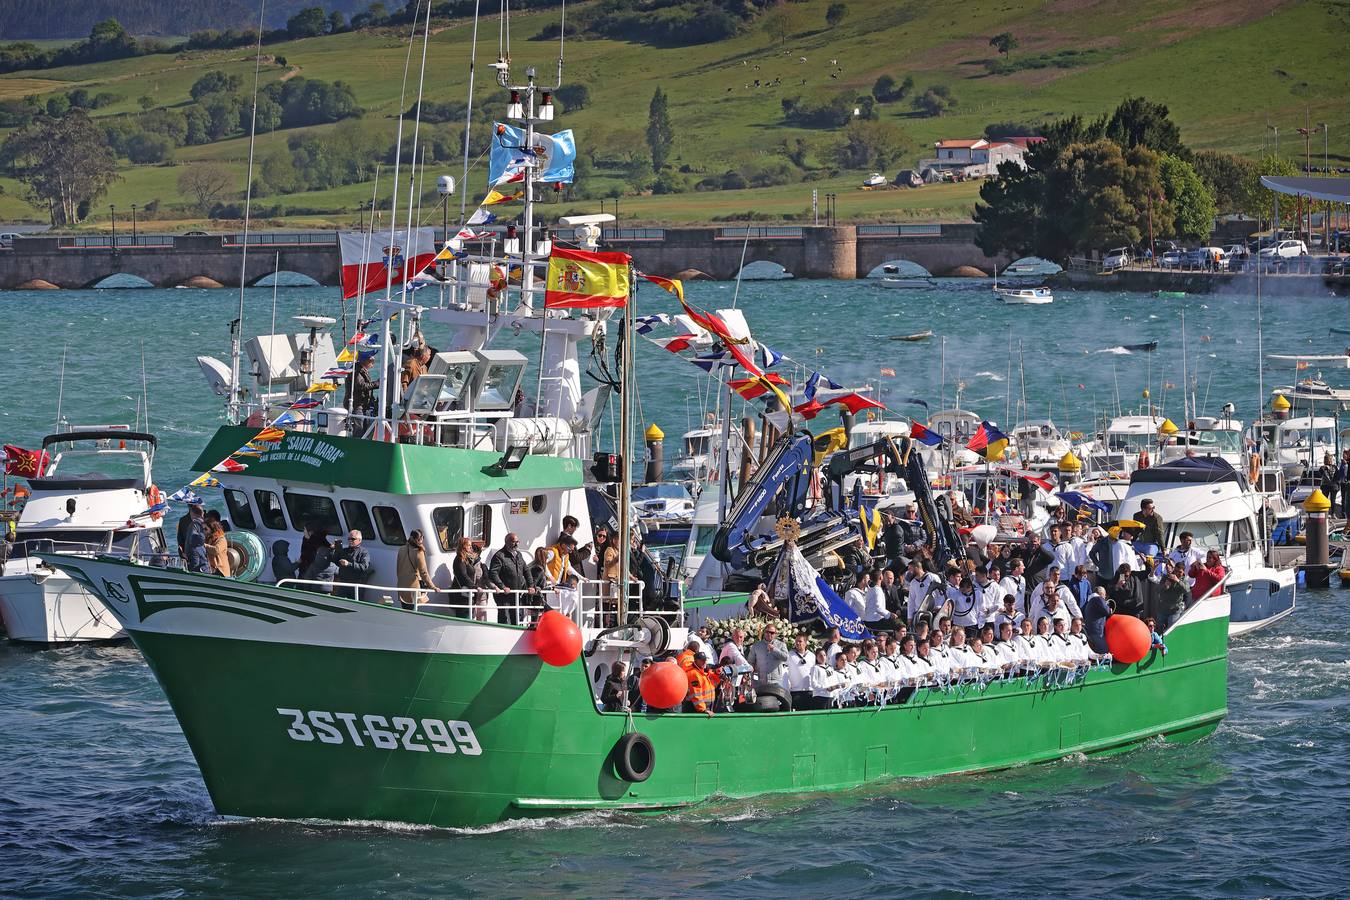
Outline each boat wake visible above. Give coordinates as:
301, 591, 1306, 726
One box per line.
1093, 346, 1134, 355
972, 371, 1005, 382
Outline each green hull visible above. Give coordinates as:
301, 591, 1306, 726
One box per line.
129, 615, 1227, 828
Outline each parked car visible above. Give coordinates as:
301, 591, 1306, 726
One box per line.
1159, 249, 1184, 268
1102, 247, 1131, 270
1258, 239, 1308, 259
0, 232, 21, 248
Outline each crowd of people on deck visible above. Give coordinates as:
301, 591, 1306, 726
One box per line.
599, 495, 1225, 715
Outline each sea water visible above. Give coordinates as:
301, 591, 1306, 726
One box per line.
1, 280, 1348, 897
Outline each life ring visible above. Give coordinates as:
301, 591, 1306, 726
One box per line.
224, 530, 266, 582
613, 732, 654, 783
147, 484, 163, 519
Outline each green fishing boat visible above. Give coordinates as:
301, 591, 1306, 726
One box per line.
48, 47, 1231, 831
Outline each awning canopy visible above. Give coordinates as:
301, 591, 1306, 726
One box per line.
1260, 176, 1350, 204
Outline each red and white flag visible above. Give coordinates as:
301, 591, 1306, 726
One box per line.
339, 228, 437, 300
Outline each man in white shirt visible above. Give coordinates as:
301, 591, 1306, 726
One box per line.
1000, 558, 1028, 615
993, 593, 1025, 633
1110, 527, 1142, 573
1048, 523, 1078, 580
1029, 566, 1081, 624
993, 620, 1020, 670
903, 561, 941, 625
948, 575, 980, 633
861, 568, 896, 628
686, 624, 713, 658
843, 572, 870, 620
856, 640, 888, 703
784, 632, 815, 709
975, 567, 1005, 628
1168, 531, 1205, 574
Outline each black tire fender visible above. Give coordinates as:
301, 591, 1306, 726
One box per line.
755, 683, 793, 712
613, 732, 655, 783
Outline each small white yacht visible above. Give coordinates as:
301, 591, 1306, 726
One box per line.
995, 285, 1053, 304
0, 427, 165, 644
1121, 457, 1296, 637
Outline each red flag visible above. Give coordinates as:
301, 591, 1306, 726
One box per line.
656, 334, 699, 354
830, 392, 886, 415
3, 445, 49, 478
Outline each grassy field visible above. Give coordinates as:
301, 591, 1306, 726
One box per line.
1, 0, 1348, 228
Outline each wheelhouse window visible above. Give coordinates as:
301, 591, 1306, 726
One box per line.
283, 492, 341, 535
341, 500, 376, 541
372, 505, 407, 545
432, 507, 464, 551
1172, 521, 1228, 550
471, 504, 492, 546
254, 490, 288, 530
224, 489, 257, 530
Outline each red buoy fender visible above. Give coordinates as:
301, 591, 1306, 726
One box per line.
1104, 614, 1151, 664
533, 609, 582, 667
639, 660, 687, 709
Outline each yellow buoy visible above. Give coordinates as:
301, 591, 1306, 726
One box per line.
1272, 394, 1291, 412
644, 423, 665, 441
1158, 418, 1178, 435
1057, 450, 1082, 472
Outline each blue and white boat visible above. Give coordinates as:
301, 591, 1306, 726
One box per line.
1122, 457, 1297, 637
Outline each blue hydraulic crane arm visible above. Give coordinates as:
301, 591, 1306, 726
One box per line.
823, 436, 906, 512
902, 438, 965, 566
712, 432, 815, 566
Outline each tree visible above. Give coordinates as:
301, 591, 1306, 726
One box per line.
913, 84, 955, 117
328, 10, 346, 34
826, 3, 848, 28
988, 32, 1018, 56
834, 120, 910, 170
872, 74, 897, 102
45, 94, 70, 118
178, 163, 234, 216
137, 95, 155, 111
556, 84, 590, 111
126, 131, 174, 164
287, 7, 329, 39
1191, 149, 1257, 217
646, 87, 673, 172
761, 7, 799, 45
0, 110, 120, 226
1104, 97, 1185, 158
190, 71, 242, 102
1159, 153, 1215, 241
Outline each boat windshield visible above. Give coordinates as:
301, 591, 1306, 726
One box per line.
684, 434, 712, 456
690, 525, 716, 557
633, 483, 691, 502
44, 448, 147, 481
1170, 521, 1228, 550
1278, 426, 1335, 449
1178, 430, 1242, 452
1105, 431, 1156, 452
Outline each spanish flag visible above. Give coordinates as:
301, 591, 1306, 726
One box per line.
544, 246, 632, 309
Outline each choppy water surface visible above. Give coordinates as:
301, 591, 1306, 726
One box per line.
1, 280, 1348, 898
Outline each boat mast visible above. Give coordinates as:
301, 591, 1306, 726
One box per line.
1181, 308, 1190, 426
617, 271, 636, 618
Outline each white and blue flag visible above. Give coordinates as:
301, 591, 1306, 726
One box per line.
489, 124, 576, 185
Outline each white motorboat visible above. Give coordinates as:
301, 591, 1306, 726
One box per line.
995, 285, 1053, 304
862, 172, 887, 188
0, 427, 165, 643
993, 266, 1053, 304
1121, 457, 1296, 637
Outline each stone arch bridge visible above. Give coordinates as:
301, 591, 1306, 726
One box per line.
0, 232, 339, 289
0, 224, 1007, 289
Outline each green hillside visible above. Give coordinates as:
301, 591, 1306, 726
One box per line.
1, 0, 1347, 228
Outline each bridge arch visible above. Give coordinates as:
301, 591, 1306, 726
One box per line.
88, 273, 154, 289
865, 259, 932, 278
252, 270, 322, 288
736, 260, 793, 280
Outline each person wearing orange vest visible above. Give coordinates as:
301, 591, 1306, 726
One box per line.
684, 651, 720, 716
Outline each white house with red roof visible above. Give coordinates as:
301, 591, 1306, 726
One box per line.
915, 137, 1043, 181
